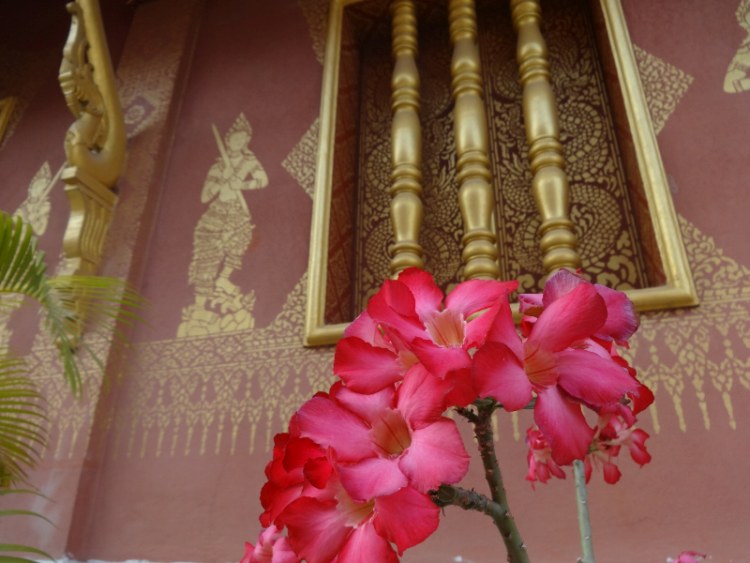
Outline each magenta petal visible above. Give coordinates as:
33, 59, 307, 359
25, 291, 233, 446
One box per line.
445, 279, 517, 318
594, 284, 639, 342
541, 269, 584, 307
344, 310, 386, 348
294, 396, 374, 462
334, 337, 403, 393
473, 342, 532, 410
333, 385, 395, 425
399, 419, 470, 491
484, 298, 523, 358
281, 497, 352, 563
337, 519, 398, 563
339, 458, 408, 501
396, 268, 444, 323
373, 487, 440, 554
396, 365, 446, 429
534, 386, 594, 465
555, 349, 639, 406
367, 279, 424, 342
529, 283, 608, 352
410, 338, 471, 380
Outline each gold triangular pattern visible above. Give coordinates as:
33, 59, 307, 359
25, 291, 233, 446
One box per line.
632, 44, 694, 134
281, 118, 319, 199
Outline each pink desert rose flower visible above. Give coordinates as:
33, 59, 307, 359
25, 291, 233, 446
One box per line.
524, 427, 566, 488
336, 268, 516, 405
667, 551, 708, 563
584, 404, 651, 484
291, 367, 470, 499
241, 525, 297, 563
474, 269, 652, 465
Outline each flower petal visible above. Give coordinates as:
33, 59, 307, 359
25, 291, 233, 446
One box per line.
334, 337, 403, 393
534, 386, 594, 465
484, 297, 523, 358
529, 282, 607, 352
338, 457, 408, 501
396, 268, 444, 323
594, 283, 639, 342
337, 519, 399, 563
333, 384, 395, 425
367, 279, 424, 342
473, 342, 532, 410
410, 337, 471, 380
445, 279, 517, 318
373, 487, 440, 554
396, 364, 447, 429
540, 269, 584, 307
555, 349, 639, 407
280, 497, 352, 563
293, 396, 374, 462
399, 419, 470, 491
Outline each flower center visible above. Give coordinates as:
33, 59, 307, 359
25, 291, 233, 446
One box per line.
370, 409, 412, 457
337, 487, 375, 527
426, 308, 465, 348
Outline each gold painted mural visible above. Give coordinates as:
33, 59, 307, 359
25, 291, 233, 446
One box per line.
725, 0, 750, 93
0, 161, 60, 349
178, 113, 268, 337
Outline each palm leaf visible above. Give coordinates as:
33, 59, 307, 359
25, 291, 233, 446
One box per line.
0, 358, 45, 488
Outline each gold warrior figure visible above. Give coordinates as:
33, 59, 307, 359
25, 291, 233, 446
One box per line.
186, 114, 268, 322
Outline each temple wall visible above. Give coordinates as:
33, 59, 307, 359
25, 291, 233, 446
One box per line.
0, 0, 748, 561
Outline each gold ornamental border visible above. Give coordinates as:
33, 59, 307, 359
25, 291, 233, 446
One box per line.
304, 0, 698, 347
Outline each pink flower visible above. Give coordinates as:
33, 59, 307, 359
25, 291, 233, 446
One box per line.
240, 525, 297, 563
280, 475, 433, 562
524, 427, 566, 488
667, 551, 708, 563
291, 367, 470, 499
336, 268, 517, 405
585, 405, 651, 484
474, 269, 651, 465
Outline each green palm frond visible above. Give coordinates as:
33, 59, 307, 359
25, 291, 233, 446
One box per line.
0, 211, 142, 395
0, 357, 45, 488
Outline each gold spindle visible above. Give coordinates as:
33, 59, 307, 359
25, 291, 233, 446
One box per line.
449, 0, 500, 280
389, 0, 424, 275
511, 0, 581, 273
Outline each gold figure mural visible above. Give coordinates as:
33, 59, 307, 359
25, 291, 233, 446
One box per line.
725, 0, 750, 93
0, 162, 60, 349
178, 113, 269, 337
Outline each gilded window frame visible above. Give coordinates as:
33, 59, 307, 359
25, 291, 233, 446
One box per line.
304, 0, 698, 347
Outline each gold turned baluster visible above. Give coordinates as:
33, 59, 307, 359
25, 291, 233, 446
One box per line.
511, 0, 581, 273
58, 0, 126, 337
388, 0, 424, 275
448, 0, 500, 280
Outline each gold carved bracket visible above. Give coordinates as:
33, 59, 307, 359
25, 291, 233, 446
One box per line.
58, 0, 126, 332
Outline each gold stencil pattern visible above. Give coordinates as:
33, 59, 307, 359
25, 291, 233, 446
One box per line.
725, 0, 750, 93
623, 216, 750, 433
281, 118, 318, 199
298, 0, 329, 65
633, 45, 694, 133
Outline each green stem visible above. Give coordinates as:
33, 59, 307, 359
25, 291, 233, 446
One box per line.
574, 459, 595, 563
473, 402, 530, 563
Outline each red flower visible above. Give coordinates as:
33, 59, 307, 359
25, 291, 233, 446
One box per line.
240, 525, 296, 563
474, 269, 651, 465
667, 551, 708, 563
524, 427, 566, 489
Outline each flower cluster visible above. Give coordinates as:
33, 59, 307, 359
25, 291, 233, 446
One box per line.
245, 268, 653, 561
